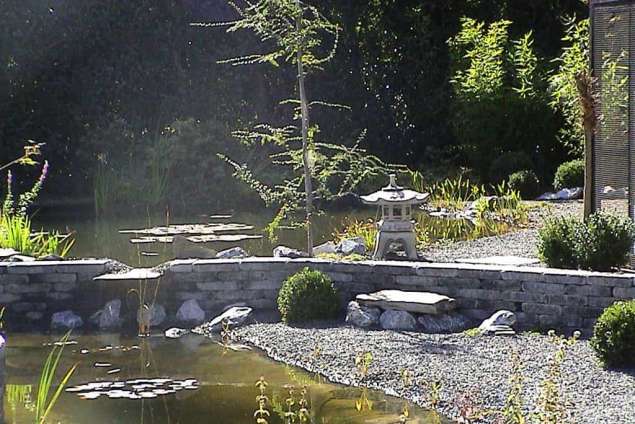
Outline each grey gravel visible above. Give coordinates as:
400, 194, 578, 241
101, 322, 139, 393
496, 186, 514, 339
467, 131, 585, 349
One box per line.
424, 201, 583, 263
234, 323, 635, 424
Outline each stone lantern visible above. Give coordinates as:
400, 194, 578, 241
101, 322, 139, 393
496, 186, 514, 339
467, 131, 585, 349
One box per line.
361, 174, 429, 260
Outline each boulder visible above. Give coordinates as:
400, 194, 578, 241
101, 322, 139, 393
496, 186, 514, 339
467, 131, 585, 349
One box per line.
357, 290, 455, 315
418, 313, 471, 334
216, 247, 248, 259
478, 310, 517, 336
90, 300, 122, 330
537, 187, 583, 201
164, 328, 189, 339
312, 241, 337, 256
193, 306, 253, 335
51, 310, 83, 330
380, 309, 416, 331
273, 245, 308, 259
335, 237, 366, 256
176, 299, 205, 325
345, 301, 381, 328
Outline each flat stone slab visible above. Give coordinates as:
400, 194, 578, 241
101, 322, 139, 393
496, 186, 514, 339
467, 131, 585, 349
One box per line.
94, 268, 162, 281
356, 290, 455, 315
455, 256, 539, 266
0, 248, 19, 259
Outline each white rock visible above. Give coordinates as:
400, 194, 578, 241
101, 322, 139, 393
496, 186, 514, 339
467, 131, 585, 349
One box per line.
195, 306, 253, 334
51, 310, 83, 330
164, 328, 189, 339
335, 237, 366, 255
216, 247, 248, 259
345, 301, 381, 328
273, 245, 307, 258
176, 299, 205, 324
379, 309, 416, 331
478, 310, 517, 335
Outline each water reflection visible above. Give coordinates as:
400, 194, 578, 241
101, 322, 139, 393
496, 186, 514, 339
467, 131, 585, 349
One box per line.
4, 334, 451, 423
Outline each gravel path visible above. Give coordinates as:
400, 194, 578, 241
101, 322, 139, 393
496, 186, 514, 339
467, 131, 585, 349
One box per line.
234, 323, 635, 424
424, 201, 583, 263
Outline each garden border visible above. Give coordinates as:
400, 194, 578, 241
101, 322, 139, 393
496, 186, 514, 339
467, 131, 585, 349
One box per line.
1, 257, 634, 333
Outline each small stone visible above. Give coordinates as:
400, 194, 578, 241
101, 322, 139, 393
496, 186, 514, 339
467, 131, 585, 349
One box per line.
335, 237, 366, 256
176, 299, 205, 324
165, 328, 189, 339
273, 245, 307, 259
345, 301, 381, 328
216, 247, 248, 259
51, 310, 83, 330
379, 309, 416, 331
357, 290, 455, 315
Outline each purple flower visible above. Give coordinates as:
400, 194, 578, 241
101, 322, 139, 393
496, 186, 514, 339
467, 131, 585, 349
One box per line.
38, 161, 49, 185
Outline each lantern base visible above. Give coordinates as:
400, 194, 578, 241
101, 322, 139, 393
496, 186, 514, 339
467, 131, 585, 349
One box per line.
372, 230, 418, 260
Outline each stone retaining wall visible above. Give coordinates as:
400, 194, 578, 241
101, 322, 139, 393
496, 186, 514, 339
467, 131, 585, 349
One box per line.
1, 258, 634, 333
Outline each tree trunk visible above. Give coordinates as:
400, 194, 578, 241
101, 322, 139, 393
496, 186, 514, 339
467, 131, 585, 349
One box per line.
296, 0, 314, 255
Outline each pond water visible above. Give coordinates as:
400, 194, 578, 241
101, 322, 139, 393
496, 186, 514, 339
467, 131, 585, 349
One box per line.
3, 333, 451, 423
32, 208, 511, 267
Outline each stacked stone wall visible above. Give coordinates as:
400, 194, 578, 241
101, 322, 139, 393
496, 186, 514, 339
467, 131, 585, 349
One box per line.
1, 258, 634, 333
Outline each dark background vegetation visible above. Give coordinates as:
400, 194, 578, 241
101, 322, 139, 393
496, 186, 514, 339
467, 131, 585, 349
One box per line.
0, 0, 588, 214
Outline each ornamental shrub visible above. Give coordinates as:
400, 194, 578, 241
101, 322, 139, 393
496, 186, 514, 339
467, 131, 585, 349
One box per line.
537, 216, 582, 269
553, 159, 584, 190
537, 212, 635, 271
508, 170, 541, 199
277, 268, 340, 324
591, 300, 635, 367
582, 212, 635, 271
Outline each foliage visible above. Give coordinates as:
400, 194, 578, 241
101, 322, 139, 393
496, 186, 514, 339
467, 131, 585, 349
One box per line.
354, 351, 373, 380
448, 18, 564, 182
553, 159, 584, 190
538, 212, 635, 270
334, 219, 377, 253
508, 170, 541, 200
591, 300, 635, 367
428, 175, 485, 211
0, 214, 74, 258
277, 268, 340, 324
35, 332, 77, 424
254, 376, 270, 424
549, 17, 589, 156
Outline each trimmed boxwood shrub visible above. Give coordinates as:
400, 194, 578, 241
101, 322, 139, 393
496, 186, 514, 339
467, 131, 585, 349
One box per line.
591, 300, 635, 367
537, 211, 635, 271
508, 169, 541, 199
553, 159, 584, 190
277, 267, 340, 324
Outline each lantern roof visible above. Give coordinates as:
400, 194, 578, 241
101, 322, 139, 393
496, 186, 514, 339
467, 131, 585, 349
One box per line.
360, 174, 429, 205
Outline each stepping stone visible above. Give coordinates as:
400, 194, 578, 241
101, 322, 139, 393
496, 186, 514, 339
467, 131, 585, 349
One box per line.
455, 256, 539, 266
94, 268, 162, 281
356, 290, 455, 315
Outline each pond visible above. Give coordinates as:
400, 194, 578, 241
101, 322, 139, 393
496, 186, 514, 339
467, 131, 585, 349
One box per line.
33, 207, 512, 267
3, 333, 451, 423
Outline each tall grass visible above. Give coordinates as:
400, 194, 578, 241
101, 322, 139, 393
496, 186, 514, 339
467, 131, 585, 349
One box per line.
0, 214, 74, 257
35, 332, 77, 424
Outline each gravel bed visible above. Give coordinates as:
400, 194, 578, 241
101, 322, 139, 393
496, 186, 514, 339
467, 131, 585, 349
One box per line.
424, 201, 583, 263
234, 323, 635, 424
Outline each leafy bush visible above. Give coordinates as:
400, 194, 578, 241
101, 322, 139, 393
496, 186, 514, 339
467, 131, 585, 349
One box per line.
508, 170, 541, 199
553, 159, 584, 190
591, 300, 635, 367
277, 268, 340, 324
489, 152, 534, 184
583, 212, 635, 271
538, 212, 635, 271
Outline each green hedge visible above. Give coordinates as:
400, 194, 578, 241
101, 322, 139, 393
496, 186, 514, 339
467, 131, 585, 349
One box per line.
508, 169, 541, 199
277, 268, 340, 324
537, 212, 635, 271
591, 300, 635, 367
553, 159, 584, 190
